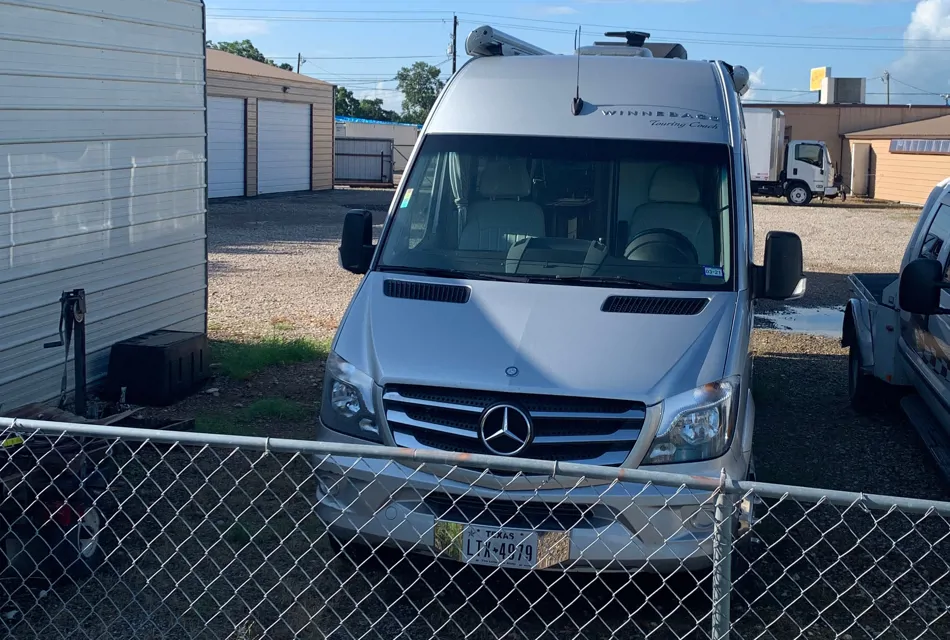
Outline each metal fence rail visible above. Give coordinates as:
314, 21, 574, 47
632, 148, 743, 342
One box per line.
0, 417, 948, 640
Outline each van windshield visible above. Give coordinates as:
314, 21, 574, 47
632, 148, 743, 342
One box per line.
378, 134, 734, 290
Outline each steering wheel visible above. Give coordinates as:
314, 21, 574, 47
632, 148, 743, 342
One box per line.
624, 228, 699, 265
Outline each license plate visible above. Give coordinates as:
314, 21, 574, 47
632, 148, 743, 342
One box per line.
434, 521, 571, 570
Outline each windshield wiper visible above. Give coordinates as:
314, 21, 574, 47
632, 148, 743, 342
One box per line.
527, 274, 674, 290
377, 266, 529, 282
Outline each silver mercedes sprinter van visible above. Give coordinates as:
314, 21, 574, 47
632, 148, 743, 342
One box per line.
316, 27, 805, 573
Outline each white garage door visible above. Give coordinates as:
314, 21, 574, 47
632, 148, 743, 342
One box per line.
258, 100, 311, 194
207, 97, 245, 198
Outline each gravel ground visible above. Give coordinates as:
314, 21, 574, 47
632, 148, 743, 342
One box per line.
207, 189, 392, 342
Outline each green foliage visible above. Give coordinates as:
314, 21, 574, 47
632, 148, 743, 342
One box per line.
195, 399, 312, 436
335, 87, 399, 122
207, 39, 296, 73
212, 337, 329, 380
395, 61, 445, 124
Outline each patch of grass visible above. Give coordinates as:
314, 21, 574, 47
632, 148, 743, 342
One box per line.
195, 398, 313, 436
194, 413, 240, 435
245, 398, 310, 421
269, 316, 295, 332
213, 336, 329, 380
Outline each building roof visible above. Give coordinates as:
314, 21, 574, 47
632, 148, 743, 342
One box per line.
206, 49, 330, 86
336, 116, 422, 129
846, 114, 950, 139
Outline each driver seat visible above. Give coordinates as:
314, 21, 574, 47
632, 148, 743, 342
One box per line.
625, 164, 714, 264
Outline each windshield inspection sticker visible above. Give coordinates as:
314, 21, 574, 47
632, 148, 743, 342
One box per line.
399, 188, 413, 209
704, 266, 725, 278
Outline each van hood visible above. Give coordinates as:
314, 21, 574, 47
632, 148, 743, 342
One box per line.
334, 273, 738, 405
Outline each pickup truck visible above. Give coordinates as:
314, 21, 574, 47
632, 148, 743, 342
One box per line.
842, 178, 950, 466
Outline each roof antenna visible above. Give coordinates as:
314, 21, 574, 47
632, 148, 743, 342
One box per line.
572, 26, 584, 116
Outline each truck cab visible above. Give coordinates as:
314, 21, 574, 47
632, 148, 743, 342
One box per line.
843, 178, 950, 446
784, 140, 837, 206
744, 107, 839, 206
319, 26, 806, 573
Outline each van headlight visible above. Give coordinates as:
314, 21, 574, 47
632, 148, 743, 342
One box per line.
320, 352, 382, 442
643, 378, 739, 465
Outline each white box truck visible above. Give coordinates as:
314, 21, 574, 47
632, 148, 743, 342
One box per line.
744, 108, 841, 206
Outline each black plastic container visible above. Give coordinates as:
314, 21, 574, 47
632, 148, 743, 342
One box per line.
107, 331, 210, 406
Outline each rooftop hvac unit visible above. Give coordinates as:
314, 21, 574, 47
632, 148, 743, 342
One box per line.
820, 77, 866, 105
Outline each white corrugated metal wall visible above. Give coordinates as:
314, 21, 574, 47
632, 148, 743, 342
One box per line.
337, 120, 420, 173
0, 0, 208, 410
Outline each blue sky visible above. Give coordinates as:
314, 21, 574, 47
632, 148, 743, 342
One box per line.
205, 0, 950, 111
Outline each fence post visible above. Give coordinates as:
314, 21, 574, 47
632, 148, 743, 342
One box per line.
711, 482, 734, 640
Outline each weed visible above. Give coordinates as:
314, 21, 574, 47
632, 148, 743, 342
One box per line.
213, 337, 329, 380
270, 316, 295, 332
195, 398, 313, 437
245, 398, 310, 421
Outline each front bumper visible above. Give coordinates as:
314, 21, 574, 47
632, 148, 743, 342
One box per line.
314, 422, 751, 574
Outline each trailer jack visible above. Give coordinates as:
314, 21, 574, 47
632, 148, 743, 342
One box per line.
43, 289, 87, 417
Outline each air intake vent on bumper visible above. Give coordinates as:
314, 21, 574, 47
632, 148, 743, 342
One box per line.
601, 296, 708, 316
383, 279, 471, 304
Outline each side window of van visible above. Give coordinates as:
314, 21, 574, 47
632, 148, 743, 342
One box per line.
402, 156, 439, 249
919, 203, 950, 266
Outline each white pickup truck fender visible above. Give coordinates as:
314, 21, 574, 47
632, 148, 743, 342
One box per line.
842, 298, 874, 371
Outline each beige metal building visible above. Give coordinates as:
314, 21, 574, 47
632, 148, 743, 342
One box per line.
845, 115, 950, 205
751, 104, 950, 194
206, 49, 334, 198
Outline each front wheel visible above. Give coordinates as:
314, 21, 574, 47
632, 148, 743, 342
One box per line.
786, 183, 812, 206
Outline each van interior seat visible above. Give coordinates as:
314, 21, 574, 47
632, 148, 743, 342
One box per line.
625, 164, 714, 264
459, 159, 545, 251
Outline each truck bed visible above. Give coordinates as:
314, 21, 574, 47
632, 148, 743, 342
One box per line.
851, 273, 898, 305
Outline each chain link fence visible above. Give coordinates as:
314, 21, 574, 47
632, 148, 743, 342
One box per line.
0, 417, 948, 639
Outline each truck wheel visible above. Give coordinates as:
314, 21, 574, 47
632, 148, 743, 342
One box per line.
40, 500, 106, 583
786, 183, 812, 206
848, 343, 881, 413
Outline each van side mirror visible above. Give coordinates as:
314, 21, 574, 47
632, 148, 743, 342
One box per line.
339, 209, 375, 274
755, 231, 805, 300
900, 258, 950, 315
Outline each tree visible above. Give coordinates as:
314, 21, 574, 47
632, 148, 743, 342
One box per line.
335, 86, 399, 122
395, 62, 444, 124
335, 87, 361, 118
207, 40, 296, 73
357, 98, 399, 122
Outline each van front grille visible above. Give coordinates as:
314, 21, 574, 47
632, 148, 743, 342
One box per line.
382, 384, 644, 467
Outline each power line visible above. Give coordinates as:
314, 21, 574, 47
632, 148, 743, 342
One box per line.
268, 55, 445, 60
209, 8, 950, 43
454, 18, 950, 52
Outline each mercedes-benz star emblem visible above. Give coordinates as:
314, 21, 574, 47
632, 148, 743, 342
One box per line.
478, 404, 533, 457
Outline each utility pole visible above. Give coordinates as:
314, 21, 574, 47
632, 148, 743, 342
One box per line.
883, 70, 890, 105
452, 14, 458, 74
297, 53, 302, 74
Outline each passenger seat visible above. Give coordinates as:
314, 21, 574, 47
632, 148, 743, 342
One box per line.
459, 159, 545, 251
626, 165, 714, 264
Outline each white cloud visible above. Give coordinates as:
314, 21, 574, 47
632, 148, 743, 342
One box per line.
206, 18, 270, 39
891, 0, 950, 103
741, 66, 766, 102
540, 5, 579, 13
